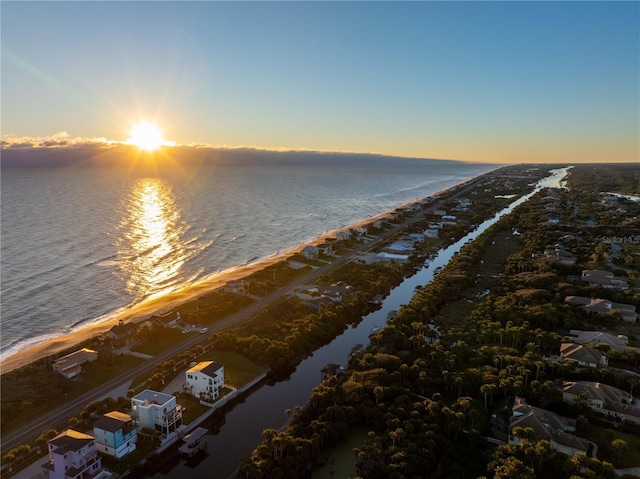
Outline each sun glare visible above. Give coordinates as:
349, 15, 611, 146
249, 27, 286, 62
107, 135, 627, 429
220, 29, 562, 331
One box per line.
127, 121, 170, 151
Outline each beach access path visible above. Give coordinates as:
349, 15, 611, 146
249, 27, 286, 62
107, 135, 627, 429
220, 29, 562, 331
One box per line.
1, 173, 490, 454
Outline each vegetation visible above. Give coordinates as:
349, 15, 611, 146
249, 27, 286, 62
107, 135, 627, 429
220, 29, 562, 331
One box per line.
237, 164, 640, 479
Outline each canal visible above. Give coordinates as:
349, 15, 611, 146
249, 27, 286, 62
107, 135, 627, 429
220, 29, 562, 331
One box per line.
149, 167, 570, 479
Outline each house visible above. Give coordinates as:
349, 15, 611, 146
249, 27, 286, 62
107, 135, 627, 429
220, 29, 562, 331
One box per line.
152, 311, 182, 328
131, 390, 183, 436
224, 280, 247, 295
433, 209, 446, 216
53, 348, 98, 379
106, 320, 138, 347
567, 330, 630, 353
562, 381, 640, 424
317, 282, 352, 302
372, 219, 384, 229
560, 343, 608, 368
185, 361, 225, 403
93, 411, 137, 458
544, 244, 575, 264
304, 296, 335, 310
564, 296, 637, 323
408, 233, 425, 242
376, 252, 410, 263
424, 229, 439, 239
301, 245, 319, 260
509, 397, 594, 457
41, 429, 102, 479
336, 230, 352, 241
581, 270, 629, 291
384, 241, 414, 253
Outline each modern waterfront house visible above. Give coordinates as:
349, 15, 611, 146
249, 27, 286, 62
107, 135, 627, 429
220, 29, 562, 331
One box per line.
131, 389, 183, 436
185, 361, 225, 403
93, 411, 137, 458
41, 429, 102, 479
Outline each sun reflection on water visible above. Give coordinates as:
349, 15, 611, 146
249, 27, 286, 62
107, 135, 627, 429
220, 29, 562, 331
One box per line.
117, 177, 187, 299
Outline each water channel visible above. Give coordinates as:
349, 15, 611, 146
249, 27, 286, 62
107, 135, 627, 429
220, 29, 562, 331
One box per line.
149, 167, 570, 479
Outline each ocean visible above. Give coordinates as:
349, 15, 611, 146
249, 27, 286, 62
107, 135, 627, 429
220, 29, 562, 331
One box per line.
0, 156, 498, 361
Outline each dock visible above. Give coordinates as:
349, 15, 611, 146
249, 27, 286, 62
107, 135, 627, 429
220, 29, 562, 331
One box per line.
179, 427, 209, 457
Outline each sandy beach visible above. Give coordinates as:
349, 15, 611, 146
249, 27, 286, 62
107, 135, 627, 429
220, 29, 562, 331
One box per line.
0, 193, 435, 375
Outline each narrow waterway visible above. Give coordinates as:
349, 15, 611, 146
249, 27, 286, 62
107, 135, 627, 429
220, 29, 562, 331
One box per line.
149, 167, 569, 479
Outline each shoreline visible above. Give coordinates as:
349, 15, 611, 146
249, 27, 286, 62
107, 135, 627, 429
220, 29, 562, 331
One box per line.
0, 168, 500, 374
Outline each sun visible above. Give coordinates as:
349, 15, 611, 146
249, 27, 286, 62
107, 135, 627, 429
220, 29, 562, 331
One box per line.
126, 121, 170, 151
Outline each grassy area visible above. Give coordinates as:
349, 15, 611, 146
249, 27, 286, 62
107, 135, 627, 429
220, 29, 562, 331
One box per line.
131, 332, 194, 356
100, 441, 157, 475
130, 349, 264, 397
312, 426, 369, 479
2, 355, 145, 435
197, 350, 266, 388
576, 424, 640, 468
68, 355, 145, 395
175, 393, 213, 424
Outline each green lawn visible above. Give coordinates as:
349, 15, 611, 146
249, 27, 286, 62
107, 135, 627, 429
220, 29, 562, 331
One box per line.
197, 350, 266, 388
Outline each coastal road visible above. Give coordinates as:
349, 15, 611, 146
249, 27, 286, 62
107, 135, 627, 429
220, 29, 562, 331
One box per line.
2, 171, 494, 452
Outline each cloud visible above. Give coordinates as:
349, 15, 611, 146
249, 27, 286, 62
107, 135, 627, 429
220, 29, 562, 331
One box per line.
1, 131, 117, 149
1, 132, 460, 168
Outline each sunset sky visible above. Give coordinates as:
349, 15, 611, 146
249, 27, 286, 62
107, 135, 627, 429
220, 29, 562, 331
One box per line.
2, 1, 638, 164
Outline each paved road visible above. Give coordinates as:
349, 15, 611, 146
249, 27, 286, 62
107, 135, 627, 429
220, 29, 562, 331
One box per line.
1, 173, 490, 452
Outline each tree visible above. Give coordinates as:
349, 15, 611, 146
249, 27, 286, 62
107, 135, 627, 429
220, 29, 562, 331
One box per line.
491, 456, 535, 479
610, 438, 628, 466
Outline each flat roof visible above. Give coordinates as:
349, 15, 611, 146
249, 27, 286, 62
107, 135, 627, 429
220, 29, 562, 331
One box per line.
133, 389, 174, 406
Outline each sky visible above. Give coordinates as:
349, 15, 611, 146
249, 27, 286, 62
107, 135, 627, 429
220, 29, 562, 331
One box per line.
1, 1, 638, 164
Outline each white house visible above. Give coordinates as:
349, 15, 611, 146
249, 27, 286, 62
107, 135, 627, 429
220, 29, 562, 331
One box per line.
93, 411, 137, 459
52, 348, 98, 379
41, 429, 102, 479
185, 361, 225, 403
131, 389, 183, 436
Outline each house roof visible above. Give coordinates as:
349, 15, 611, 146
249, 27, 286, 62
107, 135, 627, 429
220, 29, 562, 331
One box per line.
49, 429, 95, 454
94, 411, 133, 433
563, 381, 632, 404
568, 330, 629, 352
133, 389, 174, 406
510, 398, 591, 454
108, 322, 137, 338
53, 348, 97, 370
187, 361, 223, 378
153, 311, 180, 325
560, 343, 605, 364
565, 296, 636, 315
